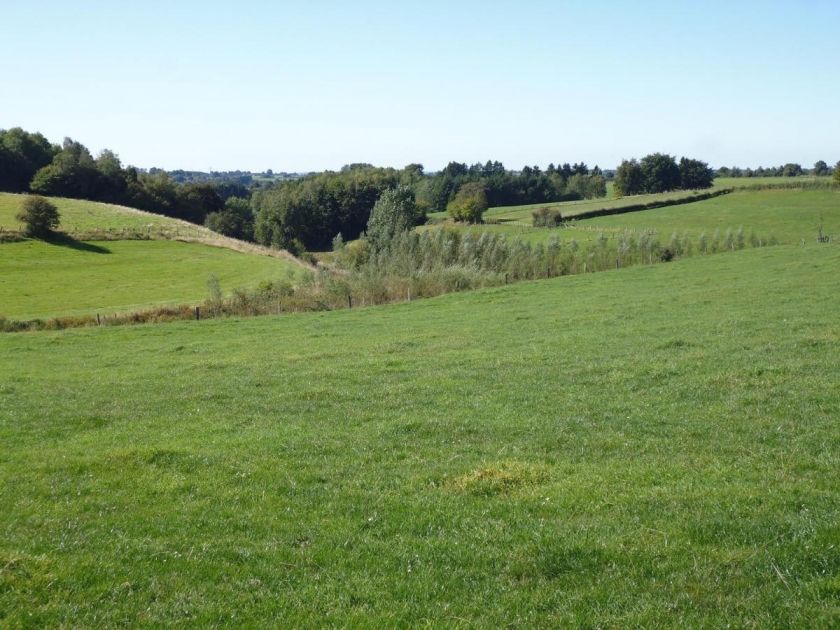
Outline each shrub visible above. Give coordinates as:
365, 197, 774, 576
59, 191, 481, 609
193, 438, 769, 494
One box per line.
366, 186, 420, 250
16, 195, 60, 237
447, 182, 488, 223
532, 207, 563, 227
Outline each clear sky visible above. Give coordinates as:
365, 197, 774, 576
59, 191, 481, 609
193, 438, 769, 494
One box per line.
2, 0, 838, 172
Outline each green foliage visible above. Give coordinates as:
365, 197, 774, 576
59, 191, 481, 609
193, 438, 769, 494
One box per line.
834, 162, 840, 184
782, 163, 804, 177
813, 160, 830, 176
565, 173, 607, 199
253, 166, 403, 251
15, 195, 59, 237
0, 127, 57, 192
365, 185, 421, 250
1, 128, 234, 233
678, 157, 714, 189
617, 154, 712, 196
613, 159, 644, 197
204, 196, 254, 240
531, 207, 564, 227
447, 181, 488, 223
640, 153, 681, 193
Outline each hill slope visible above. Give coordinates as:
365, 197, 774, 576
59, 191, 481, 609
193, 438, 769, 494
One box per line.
0, 192, 304, 319
1, 244, 838, 625
442, 188, 840, 245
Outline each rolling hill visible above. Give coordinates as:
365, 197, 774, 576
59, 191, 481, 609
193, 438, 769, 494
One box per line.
0, 193, 304, 319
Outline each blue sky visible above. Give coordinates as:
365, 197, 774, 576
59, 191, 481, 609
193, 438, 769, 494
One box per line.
2, 1, 838, 172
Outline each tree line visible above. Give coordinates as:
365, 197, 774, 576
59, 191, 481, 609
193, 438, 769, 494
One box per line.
716, 161, 838, 178
0, 128, 239, 226
613, 154, 714, 197
253, 161, 608, 251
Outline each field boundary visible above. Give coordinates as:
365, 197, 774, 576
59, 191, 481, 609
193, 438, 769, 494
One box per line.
565, 188, 734, 222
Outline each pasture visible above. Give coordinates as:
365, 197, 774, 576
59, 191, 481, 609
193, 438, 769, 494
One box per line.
0, 193, 205, 239
0, 238, 299, 320
432, 188, 840, 246
1, 243, 838, 625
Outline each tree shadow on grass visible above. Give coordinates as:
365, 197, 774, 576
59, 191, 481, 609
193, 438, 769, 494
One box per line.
43, 232, 111, 254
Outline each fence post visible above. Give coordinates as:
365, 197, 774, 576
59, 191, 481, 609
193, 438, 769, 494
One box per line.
195, 306, 200, 321
96, 313, 101, 326
347, 294, 352, 309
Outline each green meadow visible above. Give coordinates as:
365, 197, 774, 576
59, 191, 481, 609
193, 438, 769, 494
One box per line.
0, 192, 203, 238
0, 239, 298, 320
1, 243, 838, 625
433, 188, 839, 246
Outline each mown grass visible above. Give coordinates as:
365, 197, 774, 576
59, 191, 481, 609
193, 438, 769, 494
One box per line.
483, 188, 720, 224
0, 239, 298, 319
0, 192, 204, 238
426, 176, 833, 228
1, 244, 838, 626
575, 188, 840, 243
434, 188, 840, 246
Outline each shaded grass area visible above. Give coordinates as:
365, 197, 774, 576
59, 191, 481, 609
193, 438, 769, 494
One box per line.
1, 244, 838, 625
0, 239, 298, 319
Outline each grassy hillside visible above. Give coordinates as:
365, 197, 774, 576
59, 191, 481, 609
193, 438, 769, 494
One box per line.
437, 188, 839, 246
1, 243, 838, 626
0, 239, 300, 320
575, 188, 839, 242
0, 192, 205, 239
483, 188, 719, 225
1, 192, 305, 320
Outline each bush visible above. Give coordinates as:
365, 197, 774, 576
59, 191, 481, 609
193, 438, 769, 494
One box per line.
447, 182, 488, 223
366, 185, 420, 250
16, 195, 60, 237
532, 207, 563, 227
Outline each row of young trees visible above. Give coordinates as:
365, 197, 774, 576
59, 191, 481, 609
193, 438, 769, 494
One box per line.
613, 154, 714, 197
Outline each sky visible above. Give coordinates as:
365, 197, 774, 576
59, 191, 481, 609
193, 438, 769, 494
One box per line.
2, 0, 838, 172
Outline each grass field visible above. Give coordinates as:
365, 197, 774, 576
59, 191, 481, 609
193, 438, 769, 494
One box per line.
483, 188, 721, 225
430, 188, 840, 246
0, 192, 204, 239
0, 239, 299, 319
424, 176, 835, 229
1, 243, 838, 626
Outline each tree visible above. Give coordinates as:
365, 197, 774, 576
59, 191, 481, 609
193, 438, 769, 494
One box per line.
447, 181, 488, 223
30, 138, 103, 199
679, 158, 714, 189
813, 160, 830, 176
175, 182, 224, 224
640, 153, 680, 193
16, 195, 60, 237
834, 162, 840, 184
782, 163, 803, 177
366, 186, 420, 250
0, 128, 57, 192
204, 196, 254, 241
613, 159, 644, 197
